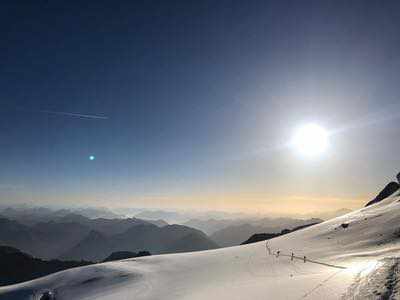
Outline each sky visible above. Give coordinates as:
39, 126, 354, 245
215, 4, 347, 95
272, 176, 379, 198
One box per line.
1, 0, 400, 215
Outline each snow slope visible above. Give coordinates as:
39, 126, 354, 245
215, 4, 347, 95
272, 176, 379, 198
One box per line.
1, 194, 400, 300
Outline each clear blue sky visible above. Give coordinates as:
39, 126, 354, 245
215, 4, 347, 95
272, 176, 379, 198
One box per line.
1, 1, 400, 213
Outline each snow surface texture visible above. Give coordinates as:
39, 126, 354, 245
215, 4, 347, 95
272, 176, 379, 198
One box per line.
2, 195, 400, 300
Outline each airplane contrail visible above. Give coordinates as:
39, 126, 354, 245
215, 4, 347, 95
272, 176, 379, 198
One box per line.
36, 109, 109, 120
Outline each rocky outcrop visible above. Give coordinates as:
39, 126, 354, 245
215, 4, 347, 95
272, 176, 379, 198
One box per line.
241, 233, 279, 245
365, 172, 400, 207
241, 222, 320, 245
103, 251, 151, 262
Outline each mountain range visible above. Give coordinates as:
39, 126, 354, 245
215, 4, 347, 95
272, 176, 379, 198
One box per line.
0, 206, 124, 226
182, 208, 350, 236
0, 212, 217, 262
0, 204, 334, 261
209, 217, 322, 247
60, 224, 218, 261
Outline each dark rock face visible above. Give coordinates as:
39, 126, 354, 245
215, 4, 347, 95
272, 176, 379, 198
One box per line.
365, 182, 400, 207
241, 222, 320, 245
397, 172, 400, 184
102, 251, 151, 262
211, 218, 322, 247
241, 233, 279, 245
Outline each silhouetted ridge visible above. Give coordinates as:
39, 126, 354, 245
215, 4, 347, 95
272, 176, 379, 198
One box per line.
0, 213, 175, 261
366, 181, 399, 207
103, 251, 151, 262
0, 245, 92, 286
241, 222, 320, 245
241, 233, 279, 245
61, 223, 216, 261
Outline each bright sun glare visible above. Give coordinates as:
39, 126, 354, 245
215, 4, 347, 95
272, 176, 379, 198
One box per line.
291, 123, 329, 157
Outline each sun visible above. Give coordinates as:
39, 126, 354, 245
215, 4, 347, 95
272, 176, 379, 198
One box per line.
291, 123, 329, 157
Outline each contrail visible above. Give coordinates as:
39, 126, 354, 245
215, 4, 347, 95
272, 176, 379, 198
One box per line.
37, 109, 108, 120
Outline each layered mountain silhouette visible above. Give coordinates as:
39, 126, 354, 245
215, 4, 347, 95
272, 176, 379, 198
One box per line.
183, 219, 237, 235
0, 211, 216, 262
61, 224, 218, 261
210, 218, 322, 247
135, 210, 189, 224
0, 214, 157, 260
0, 206, 123, 226
0, 204, 330, 264
183, 211, 349, 237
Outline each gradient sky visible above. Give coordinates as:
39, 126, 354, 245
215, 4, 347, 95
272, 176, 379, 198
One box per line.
1, 1, 400, 214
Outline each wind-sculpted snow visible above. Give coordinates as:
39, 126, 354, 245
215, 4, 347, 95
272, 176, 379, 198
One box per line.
1, 195, 400, 300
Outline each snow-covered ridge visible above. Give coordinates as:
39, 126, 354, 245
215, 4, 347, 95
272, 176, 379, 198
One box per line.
1, 194, 400, 300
